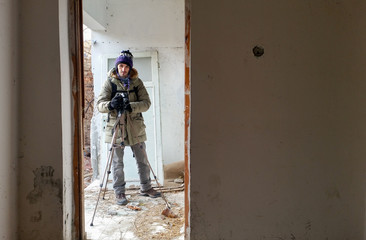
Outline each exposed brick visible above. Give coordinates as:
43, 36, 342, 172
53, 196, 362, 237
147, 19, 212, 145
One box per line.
83, 40, 94, 182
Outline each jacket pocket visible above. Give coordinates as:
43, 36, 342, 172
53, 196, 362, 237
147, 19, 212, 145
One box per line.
104, 121, 114, 134
131, 118, 146, 137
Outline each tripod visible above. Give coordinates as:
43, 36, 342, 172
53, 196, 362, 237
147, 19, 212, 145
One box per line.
90, 108, 175, 226
90, 110, 126, 226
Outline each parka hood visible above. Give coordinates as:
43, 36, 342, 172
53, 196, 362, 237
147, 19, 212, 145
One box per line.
108, 67, 139, 79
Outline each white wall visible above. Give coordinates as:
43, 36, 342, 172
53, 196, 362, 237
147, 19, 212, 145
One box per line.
190, 1, 366, 239
83, 0, 107, 30
0, 0, 18, 239
87, 0, 185, 176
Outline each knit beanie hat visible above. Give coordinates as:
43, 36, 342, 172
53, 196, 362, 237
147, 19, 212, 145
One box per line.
115, 50, 133, 70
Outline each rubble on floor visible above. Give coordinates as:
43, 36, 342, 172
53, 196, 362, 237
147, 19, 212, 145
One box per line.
84, 180, 185, 240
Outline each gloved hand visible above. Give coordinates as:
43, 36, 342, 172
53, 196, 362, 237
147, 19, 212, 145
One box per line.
123, 97, 132, 112
108, 94, 124, 111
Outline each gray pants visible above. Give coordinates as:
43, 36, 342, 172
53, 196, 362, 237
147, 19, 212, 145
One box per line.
112, 142, 151, 194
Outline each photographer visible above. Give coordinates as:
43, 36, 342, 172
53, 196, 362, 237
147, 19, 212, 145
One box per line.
96, 50, 161, 205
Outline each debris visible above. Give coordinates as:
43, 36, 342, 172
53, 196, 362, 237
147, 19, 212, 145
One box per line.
127, 205, 141, 211
174, 177, 184, 184
125, 184, 184, 194
108, 210, 118, 216
85, 180, 184, 240
133, 200, 184, 240
162, 208, 178, 218
84, 173, 93, 178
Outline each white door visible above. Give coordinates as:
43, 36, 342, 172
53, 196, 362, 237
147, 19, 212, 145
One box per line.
101, 51, 163, 187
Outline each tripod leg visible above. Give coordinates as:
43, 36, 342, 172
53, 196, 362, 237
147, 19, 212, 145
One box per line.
138, 142, 178, 218
103, 114, 126, 199
89, 144, 115, 226
90, 115, 122, 226
139, 143, 171, 209
102, 147, 115, 200
125, 113, 171, 209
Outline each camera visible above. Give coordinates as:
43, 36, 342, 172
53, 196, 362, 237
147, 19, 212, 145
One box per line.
116, 92, 129, 104
115, 92, 130, 113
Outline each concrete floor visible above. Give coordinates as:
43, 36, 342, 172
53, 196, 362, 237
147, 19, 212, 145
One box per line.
84, 180, 185, 240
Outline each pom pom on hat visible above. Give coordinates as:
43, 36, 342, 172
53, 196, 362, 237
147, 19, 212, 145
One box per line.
115, 50, 133, 69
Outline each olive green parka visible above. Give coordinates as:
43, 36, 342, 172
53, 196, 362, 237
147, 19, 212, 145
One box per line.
97, 67, 151, 146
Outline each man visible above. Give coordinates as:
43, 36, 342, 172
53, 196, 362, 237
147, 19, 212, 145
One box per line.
97, 50, 161, 205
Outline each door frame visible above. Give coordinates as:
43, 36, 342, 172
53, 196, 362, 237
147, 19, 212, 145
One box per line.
68, 0, 191, 238
184, 0, 191, 236
99, 51, 164, 185
68, 0, 84, 239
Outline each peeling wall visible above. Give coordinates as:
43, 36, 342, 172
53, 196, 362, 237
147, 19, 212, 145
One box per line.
18, 0, 63, 239
190, 0, 366, 239
58, 0, 74, 238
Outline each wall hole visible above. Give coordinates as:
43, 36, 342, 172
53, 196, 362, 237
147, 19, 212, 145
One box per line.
253, 46, 264, 57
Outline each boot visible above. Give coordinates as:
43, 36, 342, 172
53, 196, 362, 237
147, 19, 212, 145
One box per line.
140, 188, 161, 198
116, 193, 128, 205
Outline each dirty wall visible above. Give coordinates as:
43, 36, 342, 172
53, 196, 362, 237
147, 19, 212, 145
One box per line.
190, 1, 366, 239
4, 0, 366, 239
17, 0, 63, 239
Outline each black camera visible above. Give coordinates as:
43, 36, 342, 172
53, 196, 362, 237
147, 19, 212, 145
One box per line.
116, 92, 129, 104
115, 92, 130, 113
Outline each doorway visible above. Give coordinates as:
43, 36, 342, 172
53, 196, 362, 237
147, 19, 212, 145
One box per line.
80, 0, 188, 239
